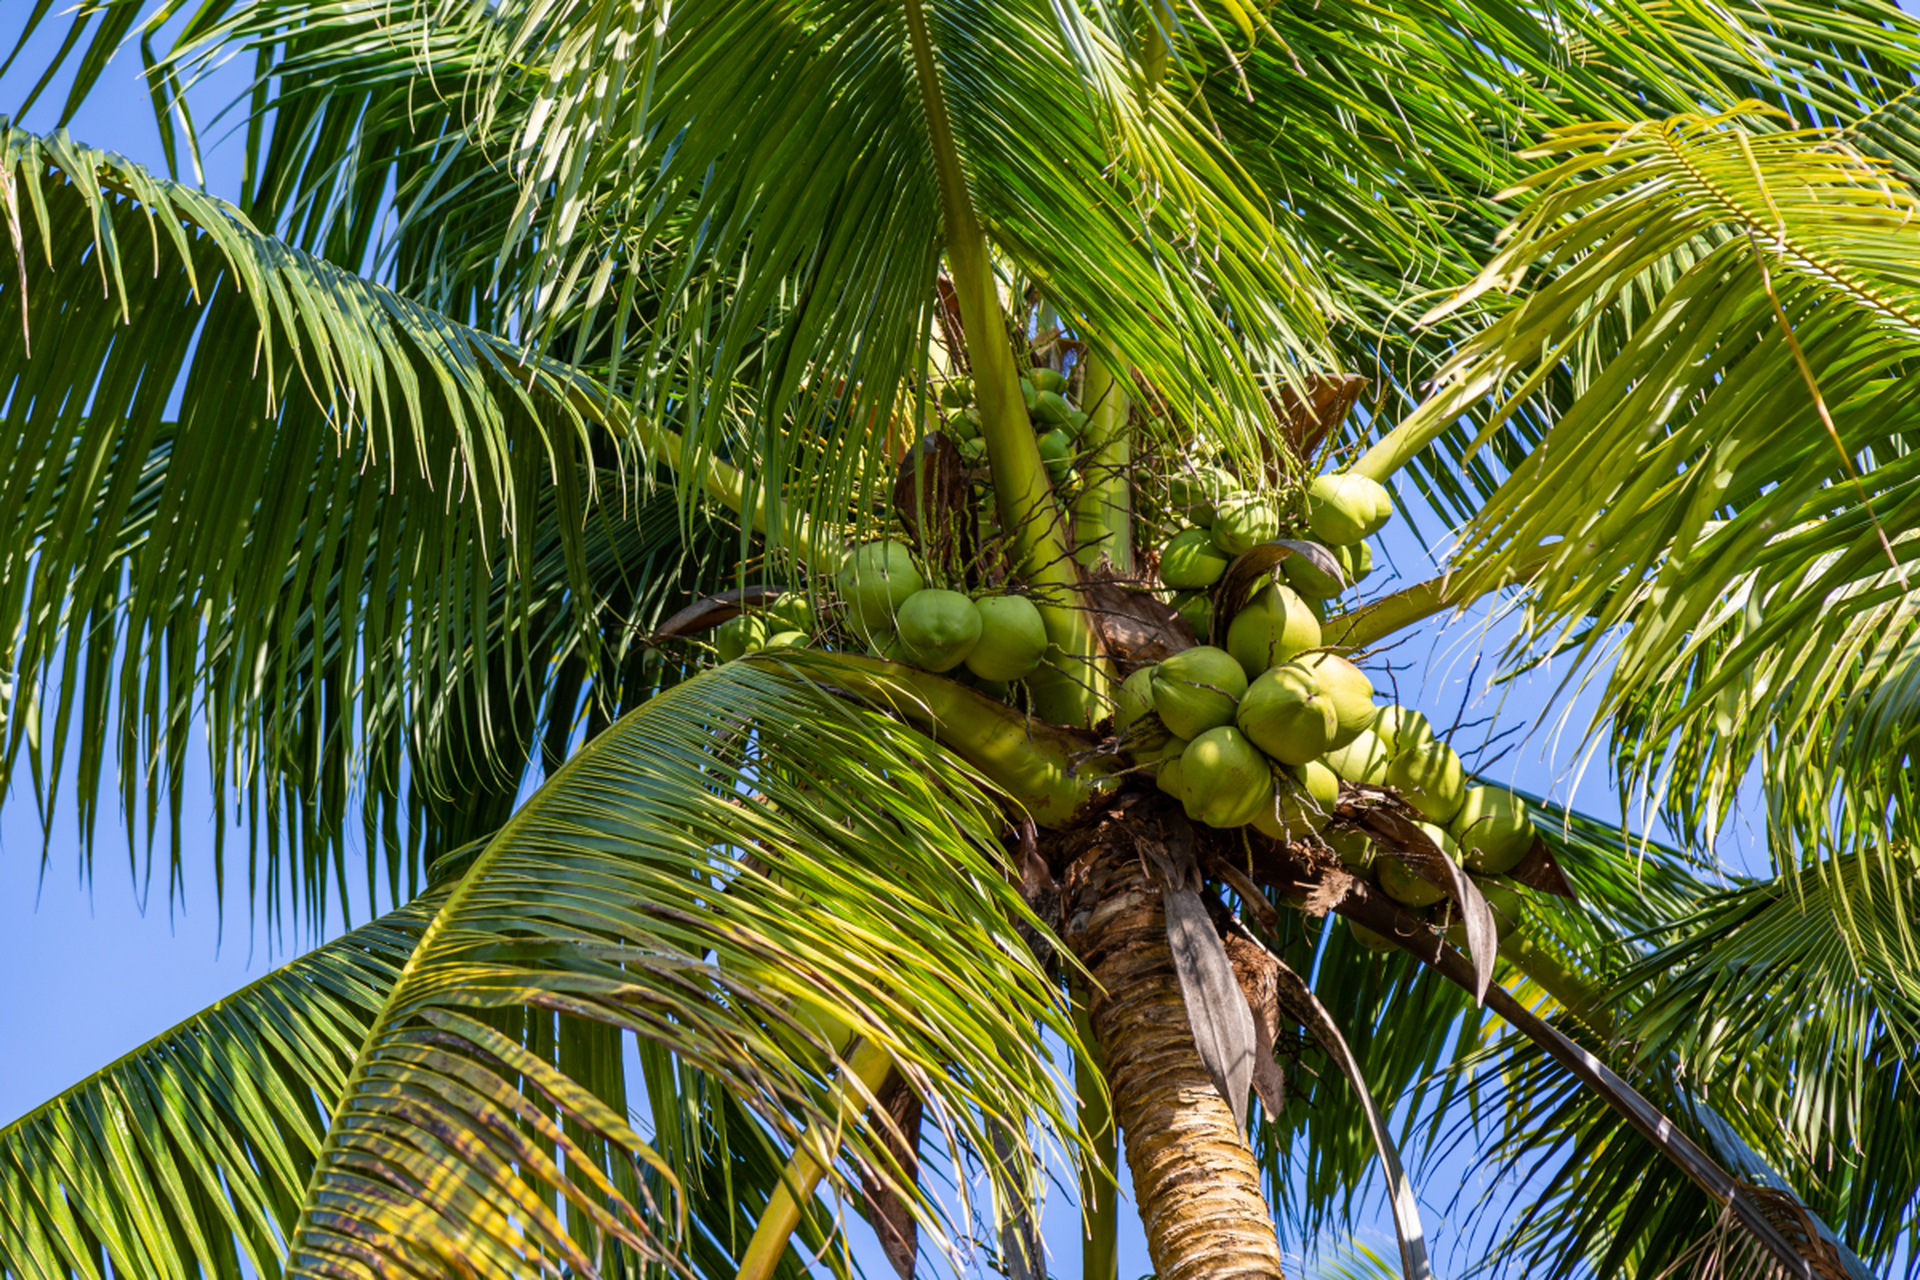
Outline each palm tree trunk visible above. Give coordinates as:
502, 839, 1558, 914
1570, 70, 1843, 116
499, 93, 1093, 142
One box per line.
1067, 831, 1287, 1279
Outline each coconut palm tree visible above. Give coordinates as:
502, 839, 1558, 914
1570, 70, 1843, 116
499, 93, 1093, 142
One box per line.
2, 0, 1918, 1278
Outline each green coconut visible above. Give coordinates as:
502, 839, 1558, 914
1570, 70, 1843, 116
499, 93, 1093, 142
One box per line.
1300, 758, 1339, 807
1251, 766, 1335, 841
716, 613, 768, 662
1386, 741, 1467, 823
1281, 547, 1346, 599
866, 627, 907, 663
1293, 653, 1375, 748
1307, 473, 1392, 545
1151, 646, 1248, 740
1334, 539, 1374, 585
1236, 663, 1337, 765
957, 437, 989, 467
1168, 465, 1236, 526
1449, 787, 1536, 875
1377, 853, 1447, 908
1029, 367, 1070, 396
769, 593, 817, 635
1160, 528, 1231, 589
1323, 826, 1374, 874
1131, 731, 1189, 765
1019, 378, 1038, 411
966, 593, 1048, 681
1033, 389, 1073, 426
1370, 705, 1435, 755
764, 629, 808, 649
939, 376, 974, 409
1171, 590, 1213, 640
1323, 728, 1392, 785
1037, 429, 1074, 486
897, 589, 983, 673
1208, 493, 1280, 558
1064, 409, 1091, 441
840, 541, 924, 631
947, 408, 982, 441
1225, 583, 1322, 679
1156, 753, 1189, 804
1114, 666, 1158, 734
1182, 726, 1275, 829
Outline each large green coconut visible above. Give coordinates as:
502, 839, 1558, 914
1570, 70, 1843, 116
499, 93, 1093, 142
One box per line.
1160, 528, 1230, 589
716, 613, 767, 662
1029, 367, 1070, 396
764, 629, 809, 649
1307, 473, 1395, 545
1168, 465, 1236, 527
1334, 539, 1374, 585
1183, 726, 1275, 829
1282, 548, 1345, 599
1114, 666, 1157, 734
1236, 663, 1336, 765
897, 589, 982, 673
1225, 583, 1322, 679
1171, 590, 1213, 640
1449, 787, 1535, 874
1151, 646, 1248, 740
1386, 742, 1467, 823
1293, 653, 1375, 748
1323, 728, 1392, 785
1370, 705, 1435, 755
1033, 390, 1073, 426
966, 593, 1048, 681
840, 541, 923, 631
1323, 826, 1374, 874
1209, 493, 1280, 558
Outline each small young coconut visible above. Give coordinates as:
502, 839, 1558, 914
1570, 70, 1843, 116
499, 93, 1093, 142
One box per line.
1182, 726, 1275, 829
1063, 408, 1091, 441
897, 589, 982, 673
1168, 465, 1236, 527
1323, 826, 1375, 874
1151, 645, 1248, 740
965, 593, 1048, 681
1236, 662, 1337, 765
1170, 590, 1213, 640
1449, 787, 1536, 874
1113, 666, 1158, 734
1160, 528, 1230, 589
1282, 547, 1345, 599
1323, 728, 1393, 785
1208, 492, 1280, 558
840, 541, 924, 631
1386, 741, 1467, 823
716, 613, 768, 663
1037, 429, 1074, 486
939, 376, 974, 409
947, 408, 982, 441
1377, 840, 1451, 908
1307, 473, 1394, 545
1033, 389, 1073, 426
1225, 582, 1322, 679
1370, 705, 1436, 755
1019, 378, 1038, 411
1334, 539, 1374, 585
1029, 367, 1070, 396
1293, 653, 1376, 748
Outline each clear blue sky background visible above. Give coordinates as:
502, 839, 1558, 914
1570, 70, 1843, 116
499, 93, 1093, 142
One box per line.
0, 11, 1781, 1278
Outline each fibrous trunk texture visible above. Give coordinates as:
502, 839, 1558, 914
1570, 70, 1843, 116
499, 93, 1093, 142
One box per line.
1067, 833, 1287, 1279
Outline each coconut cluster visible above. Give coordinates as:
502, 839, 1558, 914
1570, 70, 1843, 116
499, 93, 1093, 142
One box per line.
1115, 635, 1539, 954
837, 540, 1050, 684
942, 366, 1092, 491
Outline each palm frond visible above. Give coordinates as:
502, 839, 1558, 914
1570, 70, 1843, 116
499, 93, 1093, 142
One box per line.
284, 654, 1081, 1279
0, 896, 436, 1280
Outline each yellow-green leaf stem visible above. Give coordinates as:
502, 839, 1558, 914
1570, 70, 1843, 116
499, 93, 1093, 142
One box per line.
791, 653, 1112, 826
902, 0, 1110, 727
1074, 354, 1134, 575
1322, 544, 1559, 650
733, 1039, 896, 1280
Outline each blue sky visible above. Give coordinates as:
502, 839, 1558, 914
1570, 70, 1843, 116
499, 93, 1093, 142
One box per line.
0, 9, 1786, 1278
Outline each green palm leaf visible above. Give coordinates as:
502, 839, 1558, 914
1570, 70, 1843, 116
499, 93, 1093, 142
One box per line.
0, 896, 435, 1280
284, 654, 1081, 1278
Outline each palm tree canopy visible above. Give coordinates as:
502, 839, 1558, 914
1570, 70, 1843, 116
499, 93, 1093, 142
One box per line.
4, 0, 1920, 1276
